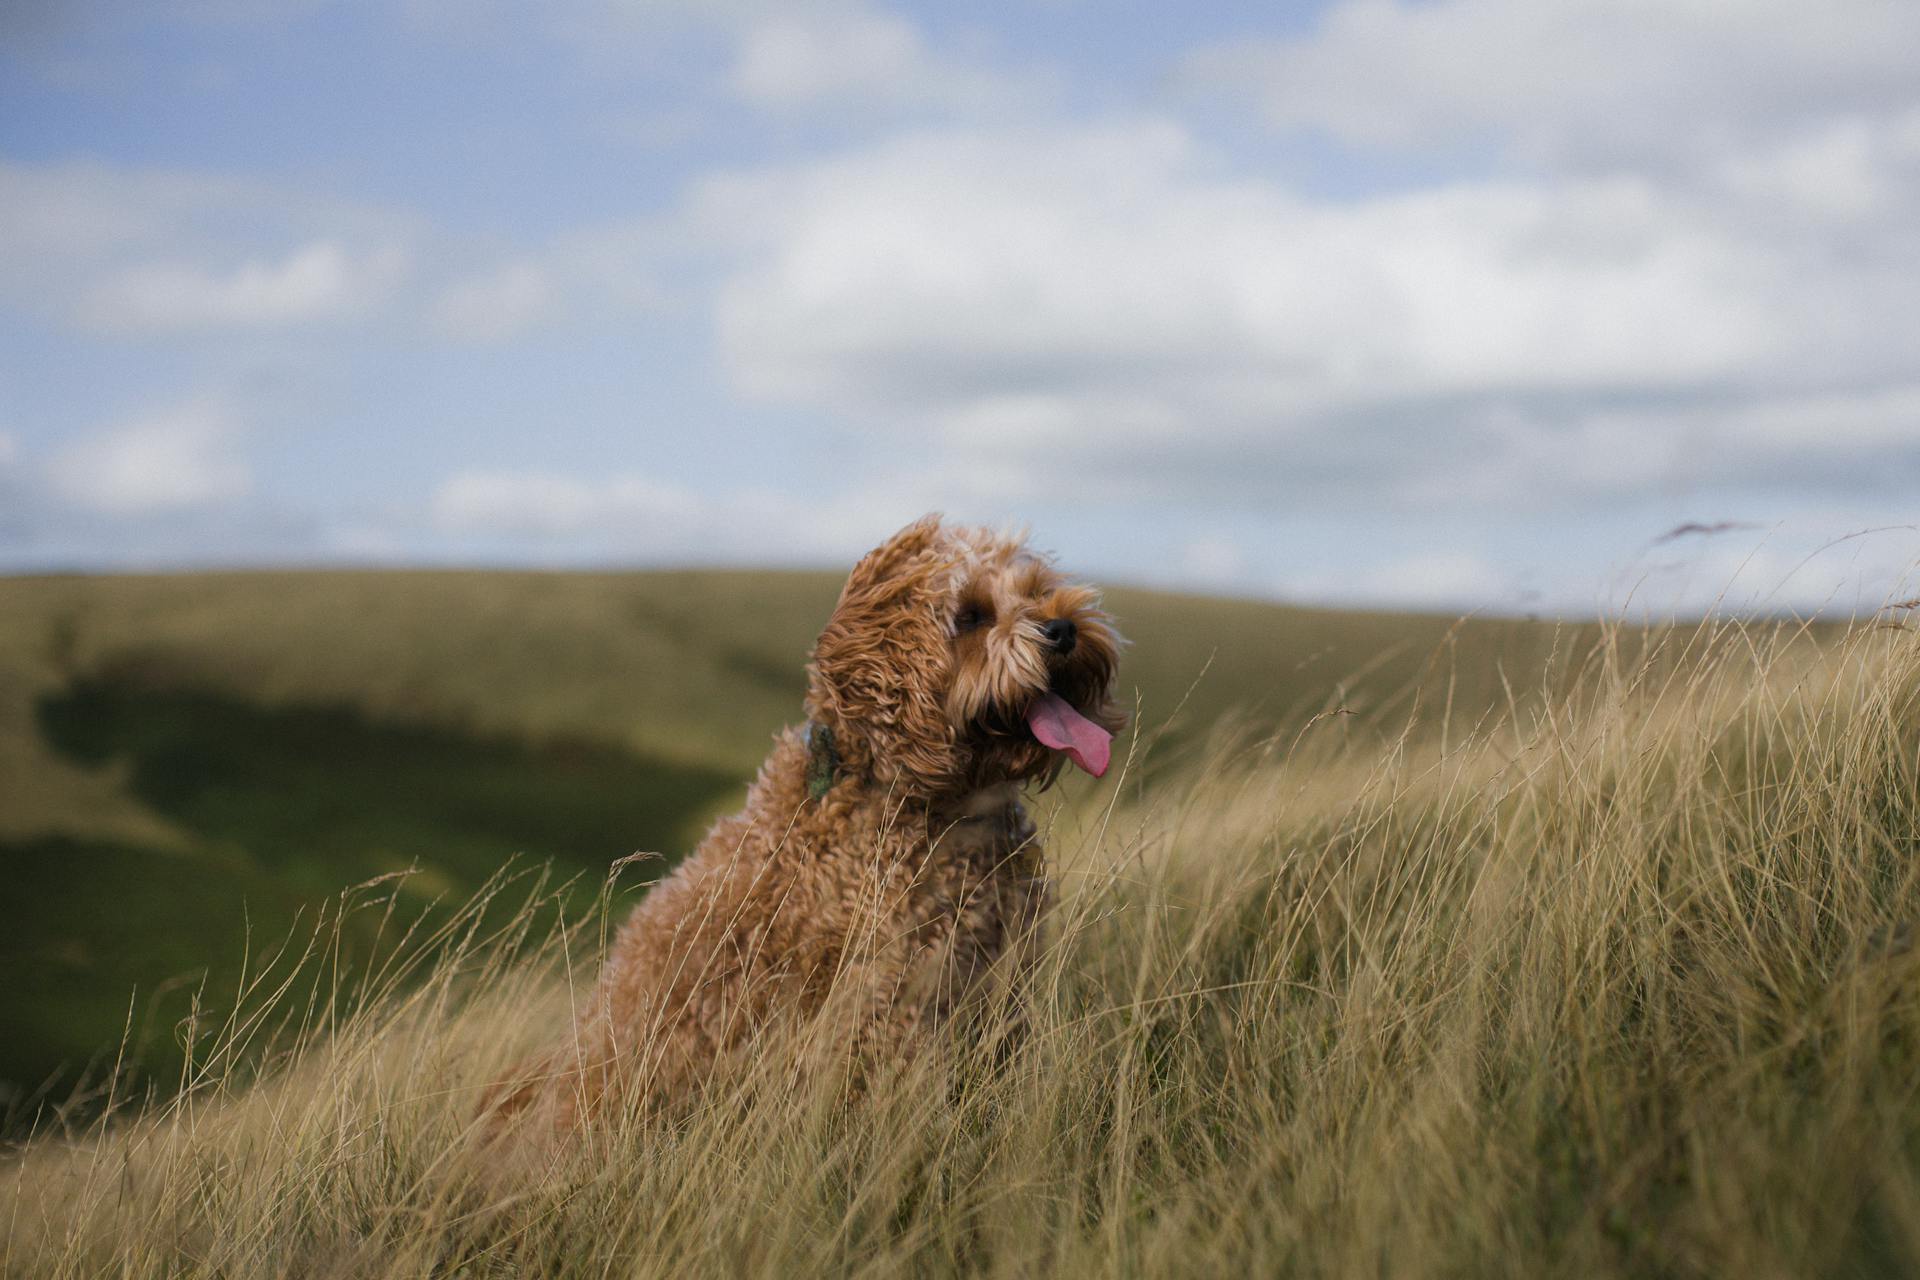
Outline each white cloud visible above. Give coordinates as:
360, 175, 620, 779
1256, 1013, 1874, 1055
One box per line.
46, 397, 251, 515
0, 161, 426, 336
728, 7, 1041, 117
709, 125, 1797, 411
0, 162, 251, 262
1365, 384, 1920, 514
502, 0, 1048, 117
0, 159, 672, 345
691, 118, 1919, 518
432, 471, 691, 538
1710, 115, 1916, 220
77, 240, 407, 333
1283, 550, 1514, 611
1182, 0, 1920, 171
428, 261, 557, 344
1174, 535, 1248, 590
429, 467, 923, 563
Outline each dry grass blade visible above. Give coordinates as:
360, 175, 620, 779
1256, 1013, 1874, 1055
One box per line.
6, 615, 1920, 1277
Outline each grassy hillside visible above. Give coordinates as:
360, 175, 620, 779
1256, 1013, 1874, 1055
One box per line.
0, 568, 1577, 1115
4, 612, 1912, 1277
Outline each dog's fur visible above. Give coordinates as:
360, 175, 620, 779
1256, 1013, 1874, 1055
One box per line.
485, 515, 1123, 1142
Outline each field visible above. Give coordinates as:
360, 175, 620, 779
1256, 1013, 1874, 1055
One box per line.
8, 570, 1920, 1275
0, 569, 1565, 1115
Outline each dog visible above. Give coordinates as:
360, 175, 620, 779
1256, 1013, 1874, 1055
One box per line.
483, 515, 1123, 1143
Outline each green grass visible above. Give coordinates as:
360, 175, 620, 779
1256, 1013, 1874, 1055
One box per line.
4, 609, 1915, 1277
0, 568, 1580, 1113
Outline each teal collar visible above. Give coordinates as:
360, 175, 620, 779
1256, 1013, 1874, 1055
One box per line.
803, 720, 840, 800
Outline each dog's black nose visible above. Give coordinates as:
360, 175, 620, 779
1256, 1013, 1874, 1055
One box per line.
1042, 618, 1077, 655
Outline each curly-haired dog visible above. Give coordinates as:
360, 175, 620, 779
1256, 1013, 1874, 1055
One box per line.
484, 515, 1123, 1144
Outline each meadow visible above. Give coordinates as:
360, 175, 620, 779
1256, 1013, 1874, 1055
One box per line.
8, 570, 1919, 1275
0, 568, 1561, 1113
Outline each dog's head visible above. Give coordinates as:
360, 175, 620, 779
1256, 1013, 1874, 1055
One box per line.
805, 515, 1125, 799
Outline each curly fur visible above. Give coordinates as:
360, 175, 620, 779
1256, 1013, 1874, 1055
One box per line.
483, 515, 1124, 1146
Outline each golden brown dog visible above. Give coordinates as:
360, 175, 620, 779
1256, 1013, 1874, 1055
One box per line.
485, 515, 1123, 1142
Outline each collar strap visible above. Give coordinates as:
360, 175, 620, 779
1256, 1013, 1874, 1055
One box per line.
803, 720, 840, 800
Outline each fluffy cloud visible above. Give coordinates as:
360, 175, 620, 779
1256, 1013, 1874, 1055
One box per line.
698, 119, 1920, 515
1286, 550, 1514, 611
499, 0, 1044, 121
1174, 535, 1249, 591
728, 7, 1043, 118
432, 471, 695, 539
1182, 0, 1920, 170
46, 397, 250, 515
428, 261, 558, 344
78, 240, 408, 333
429, 467, 927, 563
0, 161, 422, 336
0, 162, 253, 261
0, 390, 334, 570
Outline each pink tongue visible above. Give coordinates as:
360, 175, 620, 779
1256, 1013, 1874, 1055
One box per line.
1025, 691, 1113, 778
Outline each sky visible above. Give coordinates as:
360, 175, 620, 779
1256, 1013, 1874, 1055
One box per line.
3, 0, 1919, 616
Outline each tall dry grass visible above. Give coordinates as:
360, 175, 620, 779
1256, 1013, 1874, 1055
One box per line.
7, 616, 1920, 1277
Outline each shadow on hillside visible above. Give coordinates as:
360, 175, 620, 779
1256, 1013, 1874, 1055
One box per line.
4, 663, 748, 1126
34, 671, 742, 891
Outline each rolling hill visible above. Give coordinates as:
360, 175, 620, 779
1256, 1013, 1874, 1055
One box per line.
0, 568, 1578, 1113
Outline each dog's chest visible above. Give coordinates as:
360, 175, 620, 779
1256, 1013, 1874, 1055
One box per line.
900, 784, 1042, 939
936, 783, 1036, 867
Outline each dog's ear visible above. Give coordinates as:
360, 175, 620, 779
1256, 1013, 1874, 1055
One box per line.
806, 515, 959, 794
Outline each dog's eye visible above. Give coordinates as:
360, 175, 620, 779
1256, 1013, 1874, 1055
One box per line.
953, 605, 991, 634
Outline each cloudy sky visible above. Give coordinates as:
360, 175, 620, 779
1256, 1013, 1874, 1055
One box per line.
4, 0, 1918, 614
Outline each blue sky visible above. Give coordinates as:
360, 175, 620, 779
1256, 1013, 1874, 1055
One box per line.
4, 0, 1919, 615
